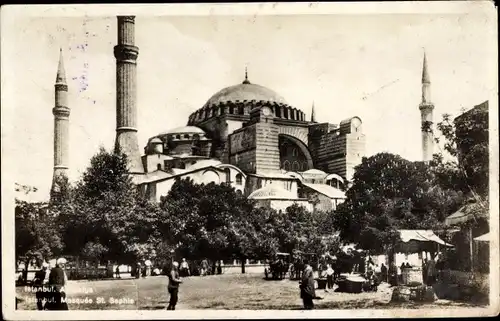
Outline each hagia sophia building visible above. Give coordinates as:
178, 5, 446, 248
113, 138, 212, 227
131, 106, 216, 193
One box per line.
50, 16, 433, 212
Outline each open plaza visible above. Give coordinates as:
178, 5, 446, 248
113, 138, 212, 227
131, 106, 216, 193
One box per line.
16, 273, 486, 311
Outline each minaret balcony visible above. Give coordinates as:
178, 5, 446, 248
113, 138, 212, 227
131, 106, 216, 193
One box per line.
52, 106, 70, 117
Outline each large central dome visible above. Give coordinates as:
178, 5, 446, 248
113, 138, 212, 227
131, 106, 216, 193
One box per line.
187, 71, 308, 126
204, 81, 287, 108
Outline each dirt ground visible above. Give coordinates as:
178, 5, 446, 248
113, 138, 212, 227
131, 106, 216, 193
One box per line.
15, 273, 487, 310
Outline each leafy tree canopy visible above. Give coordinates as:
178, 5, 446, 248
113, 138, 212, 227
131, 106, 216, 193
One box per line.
59, 147, 161, 264
333, 152, 464, 254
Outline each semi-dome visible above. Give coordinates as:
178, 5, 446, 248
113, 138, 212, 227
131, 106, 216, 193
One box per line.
302, 169, 327, 176
248, 184, 297, 200
160, 126, 205, 136
204, 82, 286, 107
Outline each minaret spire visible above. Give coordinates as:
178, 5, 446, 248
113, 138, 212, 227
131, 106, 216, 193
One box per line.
422, 50, 430, 84
51, 49, 70, 202
242, 66, 251, 84
311, 101, 316, 123
419, 50, 435, 163
56, 48, 67, 84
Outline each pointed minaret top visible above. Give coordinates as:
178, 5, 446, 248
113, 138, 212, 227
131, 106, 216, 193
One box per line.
311, 101, 316, 123
422, 50, 430, 84
242, 66, 251, 84
56, 48, 67, 85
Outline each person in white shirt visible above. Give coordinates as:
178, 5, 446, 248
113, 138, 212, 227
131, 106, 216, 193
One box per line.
180, 258, 190, 277
325, 264, 335, 291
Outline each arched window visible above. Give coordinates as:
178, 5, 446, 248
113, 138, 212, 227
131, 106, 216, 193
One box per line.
238, 106, 244, 115
292, 148, 298, 157
175, 134, 181, 140
225, 168, 231, 184
292, 161, 300, 171
184, 134, 190, 139
235, 173, 243, 185
283, 160, 291, 171
157, 164, 162, 171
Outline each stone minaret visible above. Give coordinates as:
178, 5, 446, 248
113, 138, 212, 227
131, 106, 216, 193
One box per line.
51, 49, 70, 198
114, 16, 144, 173
419, 51, 434, 163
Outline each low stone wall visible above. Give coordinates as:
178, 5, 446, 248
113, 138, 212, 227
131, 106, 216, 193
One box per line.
221, 264, 265, 275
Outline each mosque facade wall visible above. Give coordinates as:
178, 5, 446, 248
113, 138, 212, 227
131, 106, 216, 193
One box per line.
254, 122, 281, 173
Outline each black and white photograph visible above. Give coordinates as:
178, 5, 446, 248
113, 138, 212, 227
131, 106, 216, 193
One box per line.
1, 2, 498, 319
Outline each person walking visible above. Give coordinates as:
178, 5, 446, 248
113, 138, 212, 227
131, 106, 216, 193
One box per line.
299, 260, 316, 310
388, 261, 398, 287
136, 262, 142, 279
325, 263, 334, 292
167, 261, 183, 310
200, 259, 209, 276
380, 263, 388, 283
180, 258, 190, 277
46, 258, 69, 310
426, 257, 437, 286
115, 266, 121, 279
33, 262, 49, 310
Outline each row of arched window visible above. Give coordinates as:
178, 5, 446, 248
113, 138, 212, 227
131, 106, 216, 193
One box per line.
172, 133, 202, 141
187, 102, 307, 124
282, 160, 308, 172
224, 168, 243, 185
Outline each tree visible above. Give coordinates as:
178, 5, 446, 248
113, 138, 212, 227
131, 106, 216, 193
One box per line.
49, 174, 72, 206
160, 178, 260, 273
15, 197, 63, 268
333, 152, 463, 254
433, 105, 489, 198
61, 147, 161, 264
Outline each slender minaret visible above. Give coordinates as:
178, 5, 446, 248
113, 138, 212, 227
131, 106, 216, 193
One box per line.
311, 101, 316, 123
113, 16, 144, 173
419, 51, 434, 163
51, 49, 70, 199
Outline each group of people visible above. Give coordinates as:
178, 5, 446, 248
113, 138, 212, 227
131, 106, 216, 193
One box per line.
177, 258, 223, 277
385, 256, 442, 287
32, 258, 69, 310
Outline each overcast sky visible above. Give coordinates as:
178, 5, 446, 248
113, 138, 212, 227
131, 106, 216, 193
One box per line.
2, 4, 497, 201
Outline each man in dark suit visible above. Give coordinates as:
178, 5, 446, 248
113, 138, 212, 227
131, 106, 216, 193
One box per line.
46, 258, 69, 310
167, 261, 183, 310
300, 260, 316, 310
33, 262, 49, 310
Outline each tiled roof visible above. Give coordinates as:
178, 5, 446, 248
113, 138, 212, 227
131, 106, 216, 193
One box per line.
301, 183, 346, 199
248, 184, 298, 200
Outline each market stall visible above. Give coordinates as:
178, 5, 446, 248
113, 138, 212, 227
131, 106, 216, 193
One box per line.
396, 230, 453, 286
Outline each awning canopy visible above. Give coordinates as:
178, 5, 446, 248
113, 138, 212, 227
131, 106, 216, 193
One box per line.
474, 232, 490, 242
399, 229, 453, 247
445, 201, 488, 226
